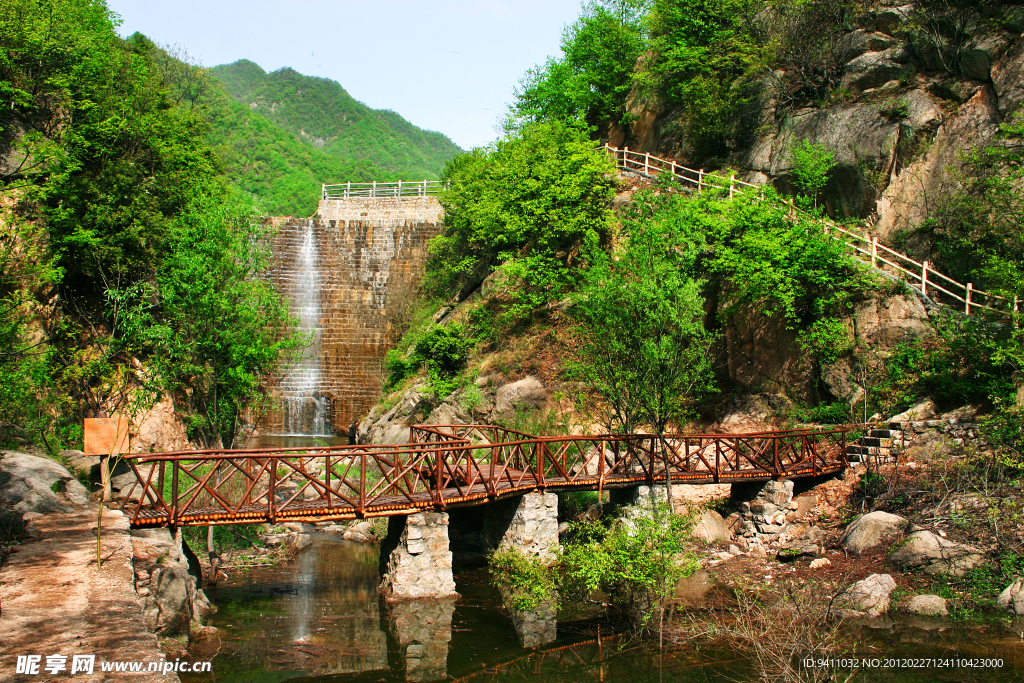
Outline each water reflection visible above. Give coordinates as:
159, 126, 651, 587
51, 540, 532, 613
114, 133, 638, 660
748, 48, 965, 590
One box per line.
498, 588, 558, 649
183, 537, 1024, 683
386, 598, 457, 681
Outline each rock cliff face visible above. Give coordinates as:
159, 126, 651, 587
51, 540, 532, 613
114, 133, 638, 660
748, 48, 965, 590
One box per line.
625, 2, 1024, 245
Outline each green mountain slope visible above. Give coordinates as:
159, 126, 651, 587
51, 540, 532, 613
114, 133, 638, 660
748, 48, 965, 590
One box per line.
202, 81, 380, 217
210, 60, 462, 184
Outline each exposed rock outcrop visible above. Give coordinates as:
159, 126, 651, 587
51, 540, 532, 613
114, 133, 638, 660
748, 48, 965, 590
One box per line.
692, 509, 732, 545
130, 528, 212, 638
997, 579, 1024, 616
0, 450, 89, 514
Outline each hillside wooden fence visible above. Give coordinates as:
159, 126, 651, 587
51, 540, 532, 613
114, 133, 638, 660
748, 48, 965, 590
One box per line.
607, 145, 1018, 320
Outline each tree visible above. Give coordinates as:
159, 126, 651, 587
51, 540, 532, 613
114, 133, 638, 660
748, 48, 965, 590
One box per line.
570, 191, 719, 507
429, 119, 615, 310
511, 0, 650, 130
788, 139, 836, 210
146, 191, 303, 448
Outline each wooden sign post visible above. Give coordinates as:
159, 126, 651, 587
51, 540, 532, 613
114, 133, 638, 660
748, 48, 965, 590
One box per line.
84, 416, 130, 501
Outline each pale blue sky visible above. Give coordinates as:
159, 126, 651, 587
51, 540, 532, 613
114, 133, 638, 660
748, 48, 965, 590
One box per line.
106, 0, 585, 150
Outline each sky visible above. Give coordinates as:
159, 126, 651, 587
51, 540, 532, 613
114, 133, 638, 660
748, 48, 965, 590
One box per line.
106, 0, 586, 150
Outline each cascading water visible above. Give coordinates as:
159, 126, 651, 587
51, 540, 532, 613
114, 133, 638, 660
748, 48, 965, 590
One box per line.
276, 219, 332, 436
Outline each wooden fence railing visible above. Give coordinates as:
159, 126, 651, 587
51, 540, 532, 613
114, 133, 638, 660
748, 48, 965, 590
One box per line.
321, 179, 444, 200
606, 145, 1018, 319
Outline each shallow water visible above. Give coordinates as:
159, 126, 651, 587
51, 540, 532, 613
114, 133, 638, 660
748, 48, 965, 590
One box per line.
182, 537, 1024, 683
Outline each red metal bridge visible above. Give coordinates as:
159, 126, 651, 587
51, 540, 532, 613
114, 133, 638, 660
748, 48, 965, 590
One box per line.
118, 425, 848, 528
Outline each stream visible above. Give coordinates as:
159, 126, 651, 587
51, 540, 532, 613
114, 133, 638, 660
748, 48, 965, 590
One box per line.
180, 536, 1024, 683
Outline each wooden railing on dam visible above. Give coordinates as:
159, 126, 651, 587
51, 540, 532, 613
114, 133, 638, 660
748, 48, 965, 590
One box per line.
119, 425, 847, 528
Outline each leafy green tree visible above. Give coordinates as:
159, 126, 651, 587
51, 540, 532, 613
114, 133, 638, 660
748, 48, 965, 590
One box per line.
147, 192, 303, 448
561, 503, 697, 635
571, 191, 718, 435
646, 0, 762, 160
788, 139, 836, 210
511, 0, 650, 130
570, 191, 719, 508
429, 119, 616, 310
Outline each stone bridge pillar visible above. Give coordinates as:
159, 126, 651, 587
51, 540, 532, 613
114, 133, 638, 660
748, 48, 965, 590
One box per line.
379, 512, 458, 600
487, 492, 559, 562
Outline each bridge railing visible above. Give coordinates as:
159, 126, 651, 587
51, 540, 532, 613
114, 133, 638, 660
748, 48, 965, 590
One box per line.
118, 426, 847, 527
606, 145, 1018, 319
321, 179, 445, 200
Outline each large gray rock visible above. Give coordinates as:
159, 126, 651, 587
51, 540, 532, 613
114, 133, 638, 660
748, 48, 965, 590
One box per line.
904, 594, 948, 617
0, 450, 89, 514
840, 510, 910, 555
997, 579, 1024, 616
131, 528, 211, 638
890, 530, 985, 576
692, 510, 731, 544
889, 399, 939, 423
833, 573, 896, 618
492, 376, 547, 423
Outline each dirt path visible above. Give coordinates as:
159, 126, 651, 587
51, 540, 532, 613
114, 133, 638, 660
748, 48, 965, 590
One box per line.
1, 506, 179, 682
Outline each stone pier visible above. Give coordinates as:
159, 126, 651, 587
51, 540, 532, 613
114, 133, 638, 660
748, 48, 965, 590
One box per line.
379, 512, 458, 600
490, 492, 560, 562
385, 597, 456, 682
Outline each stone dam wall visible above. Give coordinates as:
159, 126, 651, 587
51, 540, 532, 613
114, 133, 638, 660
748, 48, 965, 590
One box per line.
264, 196, 442, 435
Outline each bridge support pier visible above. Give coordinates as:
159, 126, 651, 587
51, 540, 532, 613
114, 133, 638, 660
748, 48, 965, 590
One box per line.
489, 491, 559, 562
611, 484, 671, 510
379, 512, 458, 601
385, 597, 457, 682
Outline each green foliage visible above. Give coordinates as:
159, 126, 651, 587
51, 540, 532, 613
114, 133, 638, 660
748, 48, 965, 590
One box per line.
560, 503, 698, 629
570, 191, 719, 433
383, 322, 476, 399
511, 0, 650, 130
646, 0, 762, 160
865, 314, 1014, 419
712, 193, 864, 329
787, 139, 836, 209
489, 546, 559, 612
414, 324, 475, 376
207, 60, 461, 216
145, 191, 304, 447
798, 317, 851, 364
429, 119, 615, 307
0, 2, 303, 451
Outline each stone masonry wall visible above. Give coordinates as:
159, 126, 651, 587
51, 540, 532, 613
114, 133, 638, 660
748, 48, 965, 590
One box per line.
266, 197, 441, 434
379, 512, 458, 601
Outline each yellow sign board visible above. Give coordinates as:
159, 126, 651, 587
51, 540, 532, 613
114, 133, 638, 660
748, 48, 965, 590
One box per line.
83, 416, 130, 456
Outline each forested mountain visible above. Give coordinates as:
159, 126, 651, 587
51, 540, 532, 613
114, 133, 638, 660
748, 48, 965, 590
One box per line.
209, 60, 461, 212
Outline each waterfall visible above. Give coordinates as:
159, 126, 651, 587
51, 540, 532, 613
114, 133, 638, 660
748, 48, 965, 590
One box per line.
276, 219, 332, 435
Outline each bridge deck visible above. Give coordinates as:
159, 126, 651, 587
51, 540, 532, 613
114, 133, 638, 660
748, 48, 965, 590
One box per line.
120, 425, 847, 528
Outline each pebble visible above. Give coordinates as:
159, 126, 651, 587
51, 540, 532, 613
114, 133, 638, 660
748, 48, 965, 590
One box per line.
809, 558, 832, 569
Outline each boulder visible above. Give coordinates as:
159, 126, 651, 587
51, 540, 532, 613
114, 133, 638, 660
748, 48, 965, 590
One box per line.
778, 525, 824, 561
890, 530, 985, 576
845, 30, 897, 57
692, 510, 731, 544
839, 510, 910, 555
492, 376, 548, 423
131, 528, 211, 637
996, 579, 1024, 616
0, 450, 89, 513
889, 399, 938, 423
833, 573, 896, 618
903, 594, 948, 617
